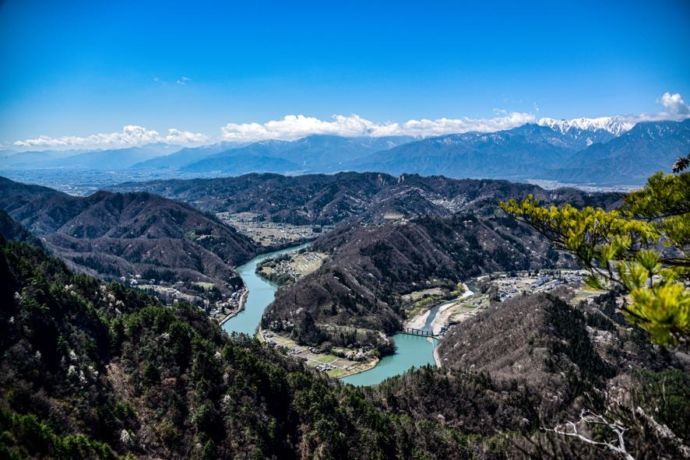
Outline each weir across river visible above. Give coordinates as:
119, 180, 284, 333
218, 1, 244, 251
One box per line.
402, 327, 438, 338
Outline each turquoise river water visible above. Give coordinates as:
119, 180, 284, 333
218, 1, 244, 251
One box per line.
223, 244, 438, 385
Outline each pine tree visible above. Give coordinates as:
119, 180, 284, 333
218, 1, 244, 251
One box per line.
500, 154, 690, 347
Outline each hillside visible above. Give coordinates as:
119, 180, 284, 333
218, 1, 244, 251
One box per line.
368, 292, 690, 459
262, 212, 576, 353
0, 238, 468, 459
0, 177, 257, 311
112, 172, 622, 225
0, 209, 41, 246
437, 292, 673, 385
2, 232, 687, 459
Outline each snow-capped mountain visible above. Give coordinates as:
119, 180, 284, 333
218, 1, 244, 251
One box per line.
548, 119, 690, 185
346, 119, 689, 186
538, 116, 635, 136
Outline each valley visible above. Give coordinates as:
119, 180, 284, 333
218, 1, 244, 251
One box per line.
0, 171, 622, 384
1, 168, 688, 459
217, 211, 329, 248
3, 3, 689, 457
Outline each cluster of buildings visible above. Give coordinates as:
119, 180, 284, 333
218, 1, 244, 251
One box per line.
480, 270, 587, 302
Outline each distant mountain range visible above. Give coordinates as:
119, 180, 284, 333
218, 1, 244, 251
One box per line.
179, 135, 413, 174
537, 116, 635, 136
545, 120, 690, 185
2, 119, 688, 186
130, 141, 247, 170
0, 143, 178, 170
347, 120, 688, 185
345, 124, 601, 180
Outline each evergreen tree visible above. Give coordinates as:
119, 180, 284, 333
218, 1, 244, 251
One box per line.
500, 154, 690, 347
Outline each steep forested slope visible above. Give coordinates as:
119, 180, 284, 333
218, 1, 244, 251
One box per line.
0, 209, 41, 246
368, 292, 690, 459
0, 238, 467, 459
1, 212, 687, 459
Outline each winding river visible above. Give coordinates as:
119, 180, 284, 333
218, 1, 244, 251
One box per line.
223, 244, 439, 385
222, 244, 309, 335
340, 334, 437, 386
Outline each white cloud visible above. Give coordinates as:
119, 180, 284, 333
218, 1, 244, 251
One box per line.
220, 112, 537, 141
176, 76, 191, 85
660, 92, 690, 115
164, 128, 209, 144
13, 125, 208, 150
11, 92, 690, 149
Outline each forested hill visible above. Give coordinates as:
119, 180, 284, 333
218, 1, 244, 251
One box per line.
111, 172, 623, 225
264, 212, 576, 352
0, 176, 257, 307
368, 292, 690, 459
1, 202, 688, 459
0, 237, 465, 458
0, 209, 41, 247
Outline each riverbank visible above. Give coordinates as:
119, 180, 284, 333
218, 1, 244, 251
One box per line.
433, 346, 442, 367
429, 287, 475, 334
341, 334, 437, 386
218, 288, 248, 327
403, 284, 474, 335
404, 308, 432, 330
401, 285, 476, 370
259, 328, 380, 378
222, 244, 308, 336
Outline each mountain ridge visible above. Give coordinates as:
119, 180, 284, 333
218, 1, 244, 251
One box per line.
0, 176, 258, 309
5, 120, 689, 187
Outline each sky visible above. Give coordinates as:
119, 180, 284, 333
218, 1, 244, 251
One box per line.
1, 0, 689, 148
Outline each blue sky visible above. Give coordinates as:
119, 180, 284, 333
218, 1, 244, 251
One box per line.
1, 0, 689, 147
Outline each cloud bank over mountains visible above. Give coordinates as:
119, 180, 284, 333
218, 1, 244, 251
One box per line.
219, 112, 537, 142
10, 92, 690, 150
14, 126, 209, 149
